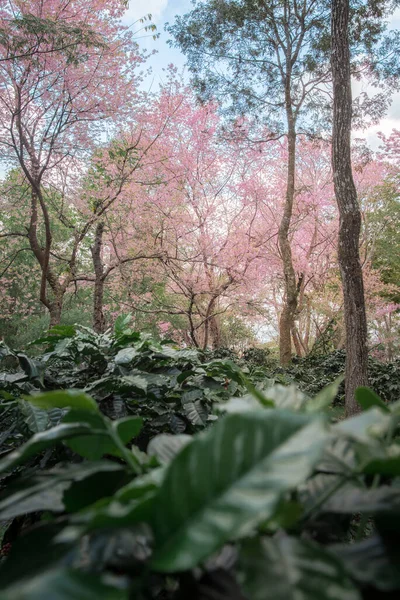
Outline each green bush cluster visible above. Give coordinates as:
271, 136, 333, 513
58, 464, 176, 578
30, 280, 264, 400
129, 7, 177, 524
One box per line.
0, 321, 400, 599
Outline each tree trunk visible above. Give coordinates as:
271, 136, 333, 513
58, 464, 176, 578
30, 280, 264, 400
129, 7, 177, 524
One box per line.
210, 315, 221, 349
278, 115, 298, 366
49, 296, 63, 328
91, 222, 106, 333
291, 326, 303, 357
331, 0, 368, 415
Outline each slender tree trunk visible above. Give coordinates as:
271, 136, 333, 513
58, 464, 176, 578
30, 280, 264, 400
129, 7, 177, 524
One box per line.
384, 314, 393, 362
331, 0, 368, 415
278, 117, 298, 366
291, 326, 303, 357
91, 222, 106, 333
27, 183, 65, 327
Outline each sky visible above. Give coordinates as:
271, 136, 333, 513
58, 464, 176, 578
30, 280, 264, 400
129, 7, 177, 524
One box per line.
122, 1, 400, 149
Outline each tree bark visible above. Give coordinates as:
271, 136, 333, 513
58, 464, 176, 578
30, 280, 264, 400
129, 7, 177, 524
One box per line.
49, 296, 63, 328
91, 221, 106, 333
331, 0, 368, 415
278, 106, 298, 366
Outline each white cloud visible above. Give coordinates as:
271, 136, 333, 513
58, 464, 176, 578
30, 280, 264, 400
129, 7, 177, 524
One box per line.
122, 0, 169, 25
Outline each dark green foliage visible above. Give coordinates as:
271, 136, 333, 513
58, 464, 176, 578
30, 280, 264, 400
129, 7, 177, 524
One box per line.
0, 377, 399, 597
0, 318, 249, 454
1, 320, 400, 598
285, 351, 400, 406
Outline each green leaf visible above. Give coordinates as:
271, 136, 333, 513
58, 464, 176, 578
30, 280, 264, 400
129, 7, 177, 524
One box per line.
0, 462, 125, 520
115, 468, 164, 503
262, 384, 308, 411
182, 390, 208, 426
215, 394, 262, 414
306, 376, 344, 413
238, 535, 360, 600
0, 478, 68, 519
114, 313, 133, 337
355, 387, 390, 413
113, 416, 142, 444
20, 401, 49, 433
2, 568, 128, 600
62, 410, 112, 460
25, 390, 98, 412
177, 370, 195, 384
17, 354, 41, 380
333, 408, 391, 443
147, 434, 193, 465
150, 410, 328, 572
76, 494, 155, 531
114, 347, 137, 364
31, 325, 76, 346
0, 423, 95, 474
62, 463, 127, 512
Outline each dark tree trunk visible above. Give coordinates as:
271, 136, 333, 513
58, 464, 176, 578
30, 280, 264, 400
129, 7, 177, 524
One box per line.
278, 112, 298, 366
210, 314, 221, 349
91, 222, 106, 333
49, 296, 63, 328
331, 0, 368, 415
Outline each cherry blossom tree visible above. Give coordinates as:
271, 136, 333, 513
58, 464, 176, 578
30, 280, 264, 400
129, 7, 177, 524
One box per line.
0, 0, 145, 325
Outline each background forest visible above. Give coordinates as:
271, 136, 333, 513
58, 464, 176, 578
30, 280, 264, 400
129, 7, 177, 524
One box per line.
0, 1, 398, 365
0, 1, 400, 599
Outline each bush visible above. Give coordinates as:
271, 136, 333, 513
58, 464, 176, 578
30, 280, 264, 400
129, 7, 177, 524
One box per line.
1, 323, 400, 598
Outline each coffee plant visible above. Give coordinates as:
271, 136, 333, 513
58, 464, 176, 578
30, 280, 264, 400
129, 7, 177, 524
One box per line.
0, 319, 400, 599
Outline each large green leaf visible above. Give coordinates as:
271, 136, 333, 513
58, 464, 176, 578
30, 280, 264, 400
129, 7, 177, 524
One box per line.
355, 387, 390, 413
0, 462, 125, 519
305, 377, 344, 413
2, 568, 127, 600
238, 535, 360, 600
26, 390, 98, 412
150, 410, 328, 572
61, 411, 142, 460
262, 384, 308, 411
62, 463, 128, 512
0, 423, 96, 474
62, 410, 111, 460
333, 408, 392, 443
113, 416, 142, 443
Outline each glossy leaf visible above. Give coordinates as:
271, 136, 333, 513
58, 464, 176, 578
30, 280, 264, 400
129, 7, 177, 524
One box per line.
26, 390, 98, 412
0, 462, 125, 519
113, 416, 142, 443
0, 423, 95, 474
150, 410, 328, 572
355, 387, 390, 413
